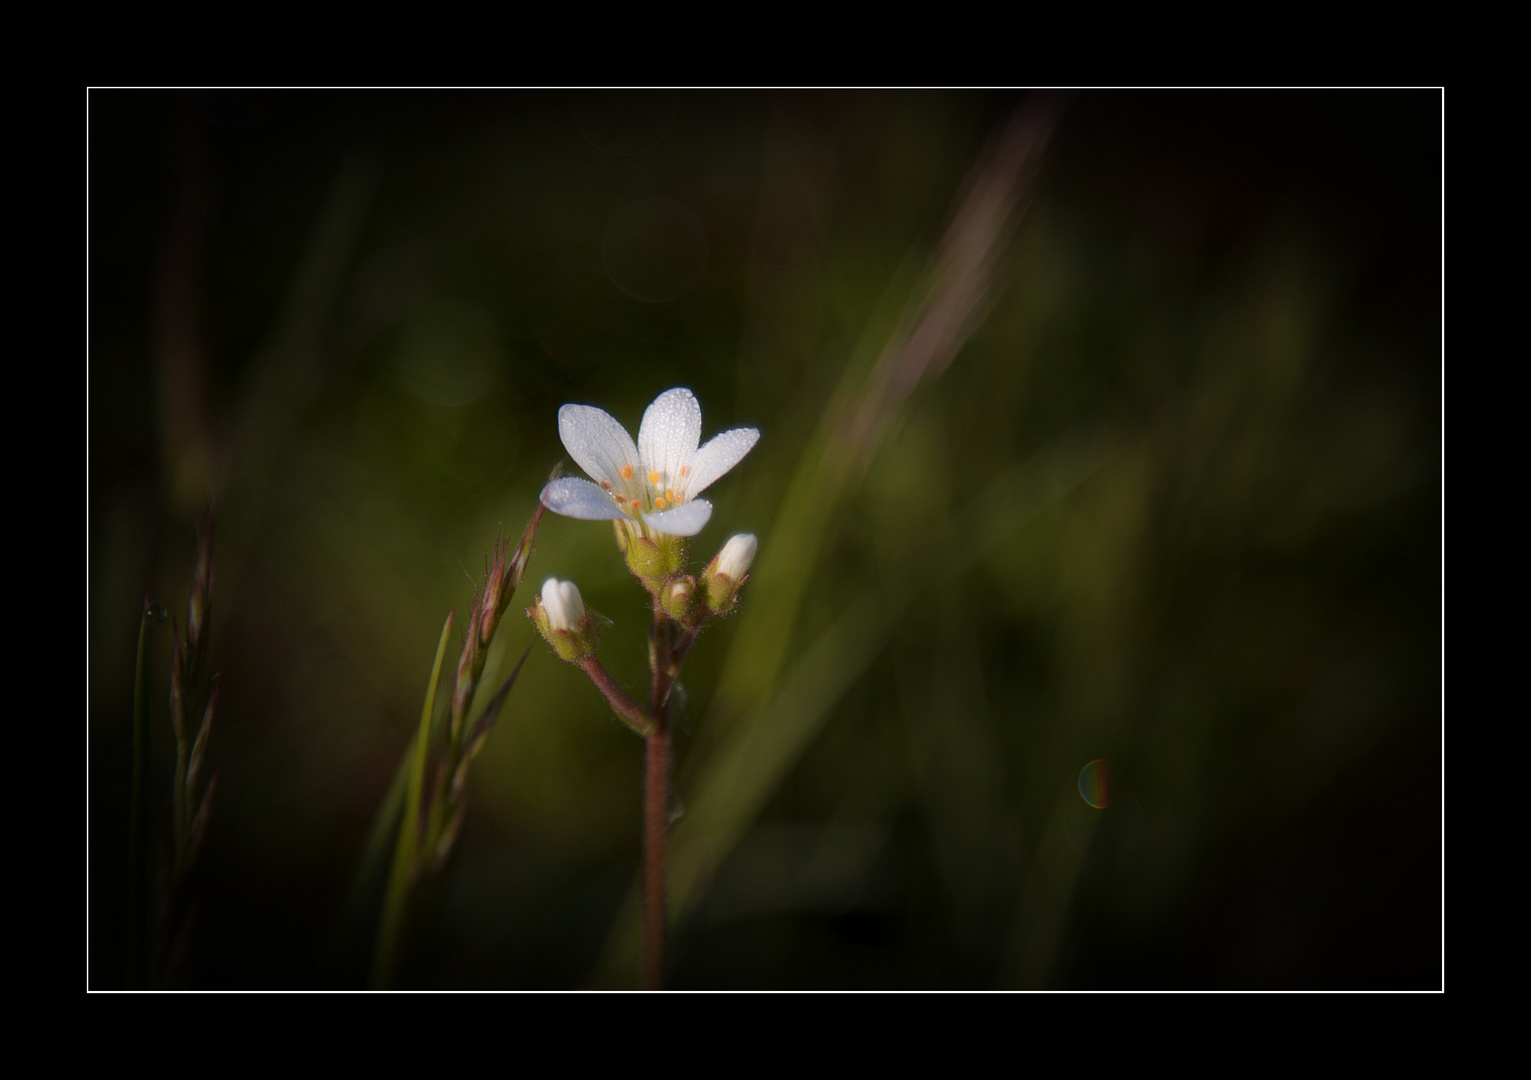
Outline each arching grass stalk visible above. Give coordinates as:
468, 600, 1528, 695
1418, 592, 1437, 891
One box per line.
371, 503, 543, 987
127, 597, 166, 987
128, 511, 220, 987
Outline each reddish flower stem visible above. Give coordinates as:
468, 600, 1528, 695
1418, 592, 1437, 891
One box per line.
643, 601, 674, 990
576, 657, 654, 737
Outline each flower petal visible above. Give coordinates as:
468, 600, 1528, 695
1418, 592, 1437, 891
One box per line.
643, 498, 713, 537
541, 477, 630, 521
542, 577, 586, 631
638, 388, 702, 492
559, 404, 640, 489
684, 427, 759, 498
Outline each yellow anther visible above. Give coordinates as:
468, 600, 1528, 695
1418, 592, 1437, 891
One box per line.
648, 469, 661, 485
654, 497, 668, 510
620, 464, 634, 480
665, 488, 676, 502
680, 465, 689, 477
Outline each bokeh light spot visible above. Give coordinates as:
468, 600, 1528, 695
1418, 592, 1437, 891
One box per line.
396, 298, 503, 406
602, 198, 708, 302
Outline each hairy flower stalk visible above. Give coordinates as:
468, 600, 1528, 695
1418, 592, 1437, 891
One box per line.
532, 388, 759, 988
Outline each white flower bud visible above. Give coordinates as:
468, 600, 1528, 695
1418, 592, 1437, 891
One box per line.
541, 577, 586, 632
662, 574, 696, 624
702, 534, 758, 614
716, 533, 757, 581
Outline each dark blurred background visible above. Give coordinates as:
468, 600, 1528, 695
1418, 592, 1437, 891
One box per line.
88, 89, 1440, 989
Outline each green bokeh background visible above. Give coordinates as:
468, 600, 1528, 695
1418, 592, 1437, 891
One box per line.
89, 90, 1440, 988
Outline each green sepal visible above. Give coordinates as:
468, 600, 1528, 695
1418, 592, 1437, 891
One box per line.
625, 533, 687, 588
704, 571, 744, 614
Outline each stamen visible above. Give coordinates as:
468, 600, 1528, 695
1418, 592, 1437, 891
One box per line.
629, 499, 641, 512
654, 497, 668, 510
648, 469, 661, 485
620, 464, 634, 480
600, 480, 612, 491
665, 488, 676, 503
680, 465, 689, 477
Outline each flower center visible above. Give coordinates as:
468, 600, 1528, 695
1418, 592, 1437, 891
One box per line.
607, 462, 686, 519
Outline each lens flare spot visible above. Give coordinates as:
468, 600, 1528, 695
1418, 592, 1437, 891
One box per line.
1078, 759, 1111, 809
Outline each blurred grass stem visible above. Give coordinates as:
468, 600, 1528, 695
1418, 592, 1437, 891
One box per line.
126, 598, 157, 986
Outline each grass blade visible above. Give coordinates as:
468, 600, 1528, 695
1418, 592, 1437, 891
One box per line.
372, 610, 454, 988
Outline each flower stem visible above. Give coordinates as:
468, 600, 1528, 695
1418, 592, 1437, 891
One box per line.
644, 604, 672, 990
576, 657, 655, 737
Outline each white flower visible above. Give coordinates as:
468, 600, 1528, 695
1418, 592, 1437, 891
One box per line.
714, 533, 757, 581
540, 387, 759, 537
541, 577, 586, 632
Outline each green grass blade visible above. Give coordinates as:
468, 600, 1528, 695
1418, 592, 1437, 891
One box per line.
372, 610, 454, 989
325, 740, 412, 977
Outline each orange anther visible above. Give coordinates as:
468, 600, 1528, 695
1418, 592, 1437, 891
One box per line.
620, 464, 634, 480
